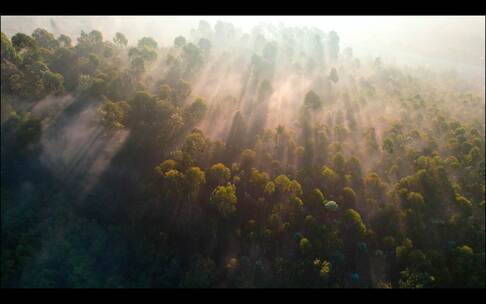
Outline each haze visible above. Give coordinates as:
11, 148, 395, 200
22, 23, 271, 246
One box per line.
1, 15, 485, 289
2, 16, 485, 66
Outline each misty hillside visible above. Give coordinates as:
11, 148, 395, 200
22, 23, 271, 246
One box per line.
1, 17, 485, 288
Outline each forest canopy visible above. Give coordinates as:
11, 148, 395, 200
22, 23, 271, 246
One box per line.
1, 17, 485, 289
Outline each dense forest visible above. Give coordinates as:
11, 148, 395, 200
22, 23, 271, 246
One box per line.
1, 20, 485, 288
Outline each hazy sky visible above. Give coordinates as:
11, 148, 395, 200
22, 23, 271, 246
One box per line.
2, 16, 485, 70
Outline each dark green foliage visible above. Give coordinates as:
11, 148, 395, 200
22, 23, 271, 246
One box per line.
304, 90, 322, 111
1, 23, 484, 289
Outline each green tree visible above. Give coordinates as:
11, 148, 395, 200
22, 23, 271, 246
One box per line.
309, 188, 325, 208
174, 36, 186, 47
210, 184, 237, 219
11, 33, 37, 52
264, 181, 276, 197
304, 90, 322, 111
383, 138, 394, 154
138, 37, 158, 49
32, 28, 59, 50
198, 38, 211, 53
342, 209, 367, 239
321, 166, 339, 192
207, 163, 231, 187
274, 175, 291, 194
184, 97, 207, 125
57, 34, 72, 48
185, 166, 205, 200
300, 238, 312, 255
171, 79, 192, 104
328, 31, 340, 61
329, 68, 339, 83
97, 98, 125, 130
1, 32, 20, 63
42, 70, 64, 95
240, 149, 256, 172
113, 32, 128, 47
182, 129, 210, 166
341, 187, 357, 209
155, 159, 178, 176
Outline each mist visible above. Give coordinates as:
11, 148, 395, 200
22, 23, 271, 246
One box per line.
2, 16, 484, 63
1, 15, 485, 289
